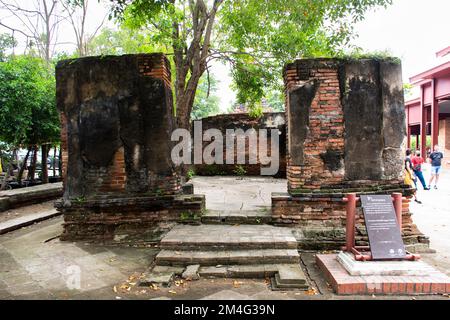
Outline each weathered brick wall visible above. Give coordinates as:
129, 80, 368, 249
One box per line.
273, 58, 428, 250
194, 112, 286, 177
272, 189, 428, 251
285, 61, 344, 190
284, 58, 406, 193
56, 54, 204, 242
57, 195, 205, 243
57, 53, 180, 198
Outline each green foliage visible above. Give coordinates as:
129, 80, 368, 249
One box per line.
73, 196, 86, 204
88, 26, 167, 56
409, 136, 432, 151
187, 168, 196, 180
202, 164, 226, 176
0, 55, 60, 148
265, 90, 284, 112
233, 165, 247, 176
191, 74, 221, 120
248, 102, 264, 119
404, 83, 414, 100
339, 49, 401, 64
180, 211, 200, 221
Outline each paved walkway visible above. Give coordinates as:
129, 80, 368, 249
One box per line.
410, 166, 450, 276
0, 209, 60, 235
0, 218, 155, 299
191, 176, 286, 212
0, 183, 62, 212
0, 174, 449, 299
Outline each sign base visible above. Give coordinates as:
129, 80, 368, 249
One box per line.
337, 251, 432, 276
317, 254, 450, 295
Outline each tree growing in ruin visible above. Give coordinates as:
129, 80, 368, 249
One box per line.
109, 0, 392, 129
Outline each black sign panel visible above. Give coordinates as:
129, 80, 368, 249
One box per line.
360, 195, 406, 260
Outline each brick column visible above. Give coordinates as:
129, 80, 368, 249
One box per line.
55, 54, 204, 242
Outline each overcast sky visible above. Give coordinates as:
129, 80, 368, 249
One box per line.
1, 0, 449, 111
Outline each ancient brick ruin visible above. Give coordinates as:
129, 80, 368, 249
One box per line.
54, 53, 428, 252
193, 112, 286, 177
56, 54, 204, 242
272, 58, 429, 251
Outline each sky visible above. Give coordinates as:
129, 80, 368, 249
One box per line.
2, 0, 450, 111
352, 0, 450, 87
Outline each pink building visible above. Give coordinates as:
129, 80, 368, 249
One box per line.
405, 46, 450, 168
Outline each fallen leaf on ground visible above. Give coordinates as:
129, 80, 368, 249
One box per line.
150, 284, 159, 291
119, 284, 131, 292
233, 280, 244, 288
174, 280, 185, 287
305, 288, 318, 295
168, 290, 177, 294
113, 286, 118, 293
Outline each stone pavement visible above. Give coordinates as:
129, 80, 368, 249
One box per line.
190, 176, 286, 212
0, 218, 154, 300
0, 183, 62, 212
410, 166, 450, 277
0, 209, 60, 235
0, 175, 449, 299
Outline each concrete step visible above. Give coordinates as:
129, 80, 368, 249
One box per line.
160, 224, 298, 250
199, 264, 281, 279
271, 275, 309, 291
0, 210, 61, 235
156, 249, 300, 266
201, 210, 272, 225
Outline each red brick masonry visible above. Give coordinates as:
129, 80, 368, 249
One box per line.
316, 254, 450, 295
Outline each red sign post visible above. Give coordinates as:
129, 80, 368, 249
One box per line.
342, 193, 420, 262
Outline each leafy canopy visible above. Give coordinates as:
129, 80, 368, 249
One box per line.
109, 0, 392, 109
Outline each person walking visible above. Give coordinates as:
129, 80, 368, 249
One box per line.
405, 149, 421, 204
428, 145, 444, 190
412, 150, 429, 190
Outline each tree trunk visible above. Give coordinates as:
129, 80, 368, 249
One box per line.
58, 146, 62, 178
41, 144, 49, 184
28, 145, 38, 182
53, 146, 56, 177
0, 148, 15, 191
18, 147, 31, 186
0, 165, 11, 191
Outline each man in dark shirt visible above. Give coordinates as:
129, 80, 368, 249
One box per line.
428, 145, 444, 190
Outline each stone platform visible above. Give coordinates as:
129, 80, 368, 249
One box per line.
337, 251, 434, 276
317, 254, 450, 295
143, 224, 309, 290
0, 183, 63, 212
